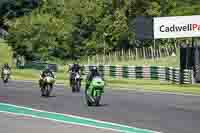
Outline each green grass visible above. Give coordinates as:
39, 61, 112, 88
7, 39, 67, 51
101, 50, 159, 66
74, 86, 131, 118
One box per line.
107, 78, 200, 95
12, 69, 68, 80
10, 69, 200, 95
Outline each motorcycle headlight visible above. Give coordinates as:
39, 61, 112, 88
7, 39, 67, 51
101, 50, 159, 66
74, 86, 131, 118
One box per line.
76, 74, 80, 79
3, 70, 10, 74
46, 77, 54, 83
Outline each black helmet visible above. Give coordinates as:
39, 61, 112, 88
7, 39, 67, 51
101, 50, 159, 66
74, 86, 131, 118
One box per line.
91, 66, 97, 72
4, 63, 8, 67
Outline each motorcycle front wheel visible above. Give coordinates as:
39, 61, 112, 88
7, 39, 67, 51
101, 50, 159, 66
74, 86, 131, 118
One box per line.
3, 75, 8, 83
85, 89, 92, 106
94, 96, 101, 106
72, 80, 76, 93
76, 80, 81, 92
41, 87, 45, 97
46, 84, 53, 97
72, 85, 76, 92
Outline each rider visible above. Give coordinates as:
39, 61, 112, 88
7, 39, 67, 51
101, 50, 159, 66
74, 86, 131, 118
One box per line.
39, 66, 55, 89
68, 59, 81, 87
1, 63, 11, 78
85, 66, 101, 91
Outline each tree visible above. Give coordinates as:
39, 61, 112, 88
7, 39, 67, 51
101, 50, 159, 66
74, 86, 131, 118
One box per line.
7, 0, 72, 61
5, 0, 200, 62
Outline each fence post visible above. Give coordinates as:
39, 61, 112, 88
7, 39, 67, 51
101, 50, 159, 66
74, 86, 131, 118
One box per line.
151, 46, 154, 59
180, 68, 184, 84
143, 47, 146, 59
191, 69, 195, 84
98, 64, 105, 78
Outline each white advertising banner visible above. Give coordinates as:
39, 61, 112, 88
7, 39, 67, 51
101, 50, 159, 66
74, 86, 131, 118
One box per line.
154, 15, 200, 39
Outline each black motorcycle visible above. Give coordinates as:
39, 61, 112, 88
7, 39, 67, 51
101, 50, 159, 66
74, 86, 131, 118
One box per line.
41, 73, 55, 97
71, 72, 81, 92
2, 68, 10, 83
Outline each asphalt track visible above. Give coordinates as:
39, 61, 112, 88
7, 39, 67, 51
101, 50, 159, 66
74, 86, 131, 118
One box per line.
0, 113, 117, 133
0, 81, 200, 133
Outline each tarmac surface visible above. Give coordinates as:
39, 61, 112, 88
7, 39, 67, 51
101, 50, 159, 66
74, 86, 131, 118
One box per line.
0, 80, 200, 133
0, 113, 117, 133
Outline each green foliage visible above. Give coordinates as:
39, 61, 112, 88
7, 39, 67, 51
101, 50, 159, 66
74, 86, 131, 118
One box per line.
0, 39, 13, 66
4, 0, 200, 61
7, 0, 73, 61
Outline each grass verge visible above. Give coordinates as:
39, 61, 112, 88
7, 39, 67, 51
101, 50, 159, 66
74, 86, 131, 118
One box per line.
10, 68, 200, 95
107, 78, 200, 95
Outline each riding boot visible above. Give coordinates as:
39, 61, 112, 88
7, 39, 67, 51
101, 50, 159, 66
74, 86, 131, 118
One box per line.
39, 79, 43, 88
41, 82, 46, 96
70, 78, 72, 87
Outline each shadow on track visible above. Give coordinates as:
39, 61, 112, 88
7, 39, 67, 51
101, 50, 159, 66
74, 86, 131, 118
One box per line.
41, 95, 56, 98
84, 103, 109, 108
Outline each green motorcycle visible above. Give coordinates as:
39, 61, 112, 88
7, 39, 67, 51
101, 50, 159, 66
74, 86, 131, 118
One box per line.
85, 76, 105, 106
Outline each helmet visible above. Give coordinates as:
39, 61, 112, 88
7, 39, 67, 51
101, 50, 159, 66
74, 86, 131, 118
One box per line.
4, 63, 8, 67
91, 66, 97, 72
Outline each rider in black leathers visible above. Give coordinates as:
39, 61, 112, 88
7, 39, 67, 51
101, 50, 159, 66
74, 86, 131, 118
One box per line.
68, 60, 81, 87
85, 66, 101, 91
1, 63, 11, 78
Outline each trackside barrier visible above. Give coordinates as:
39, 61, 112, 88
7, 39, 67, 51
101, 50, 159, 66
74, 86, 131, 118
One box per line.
73, 65, 192, 84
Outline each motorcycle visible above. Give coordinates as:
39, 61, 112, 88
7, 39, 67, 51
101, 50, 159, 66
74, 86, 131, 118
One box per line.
71, 72, 81, 92
85, 76, 105, 106
2, 69, 10, 83
41, 73, 55, 97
